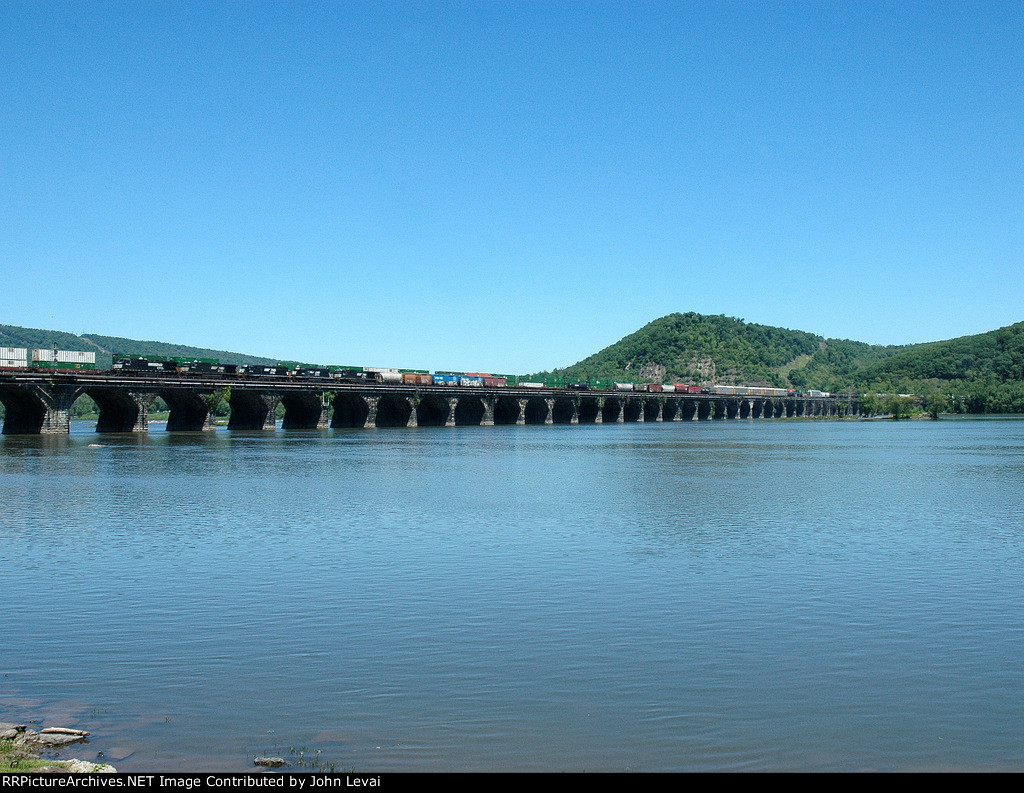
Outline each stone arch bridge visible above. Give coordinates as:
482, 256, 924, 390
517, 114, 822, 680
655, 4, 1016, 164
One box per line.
0, 372, 857, 434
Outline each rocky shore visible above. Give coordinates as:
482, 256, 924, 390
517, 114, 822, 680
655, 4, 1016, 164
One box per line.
1, 722, 116, 773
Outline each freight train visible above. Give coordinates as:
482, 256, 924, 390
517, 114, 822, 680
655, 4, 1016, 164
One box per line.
105, 356, 829, 396
1, 351, 828, 397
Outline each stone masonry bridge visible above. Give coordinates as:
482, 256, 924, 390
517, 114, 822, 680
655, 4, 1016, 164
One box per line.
0, 371, 858, 434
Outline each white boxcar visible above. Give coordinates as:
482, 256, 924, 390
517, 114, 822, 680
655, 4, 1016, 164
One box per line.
31, 349, 96, 364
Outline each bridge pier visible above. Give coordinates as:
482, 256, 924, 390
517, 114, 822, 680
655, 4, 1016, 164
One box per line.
594, 397, 604, 423
516, 398, 527, 425
362, 396, 379, 429
481, 396, 495, 426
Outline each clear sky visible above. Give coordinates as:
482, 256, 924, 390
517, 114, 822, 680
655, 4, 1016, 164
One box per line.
2, 1, 1021, 373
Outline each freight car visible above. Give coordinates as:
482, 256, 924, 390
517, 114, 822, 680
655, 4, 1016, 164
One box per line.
711, 385, 791, 397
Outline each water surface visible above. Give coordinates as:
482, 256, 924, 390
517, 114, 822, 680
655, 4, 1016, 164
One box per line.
3, 418, 1023, 771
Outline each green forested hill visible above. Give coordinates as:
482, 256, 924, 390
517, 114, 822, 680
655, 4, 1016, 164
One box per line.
854, 321, 1024, 412
542, 312, 902, 390
538, 312, 1024, 412
0, 324, 279, 370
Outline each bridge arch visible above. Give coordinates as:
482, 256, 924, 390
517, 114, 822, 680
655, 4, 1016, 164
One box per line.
376, 394, 413, 428
160, 389, 217, 431
454, 396, 485, 426
227, 389, 278, 431
493, 396, 521, 425
577, 397, 601, 424
331, 394, 370, 428
551, 397, 577, 424
414, 394, 450, 427
279, 392, 328, 429
87, 387, 154, 433
601, 397, 623, 423
523, 397, 550, 425
643, 399, 661, 422
0, 384, 49, 434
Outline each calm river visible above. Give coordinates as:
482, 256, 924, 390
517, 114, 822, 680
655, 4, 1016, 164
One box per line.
2, 418, 1023, 772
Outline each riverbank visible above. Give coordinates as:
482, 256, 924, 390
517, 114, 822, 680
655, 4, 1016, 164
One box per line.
1, 723, 116, 773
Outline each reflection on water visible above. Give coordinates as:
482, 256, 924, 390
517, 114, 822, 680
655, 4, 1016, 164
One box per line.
3, 419, 1024, 771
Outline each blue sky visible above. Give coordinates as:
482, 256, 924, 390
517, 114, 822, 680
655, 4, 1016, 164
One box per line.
2, 1, 1021, 373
